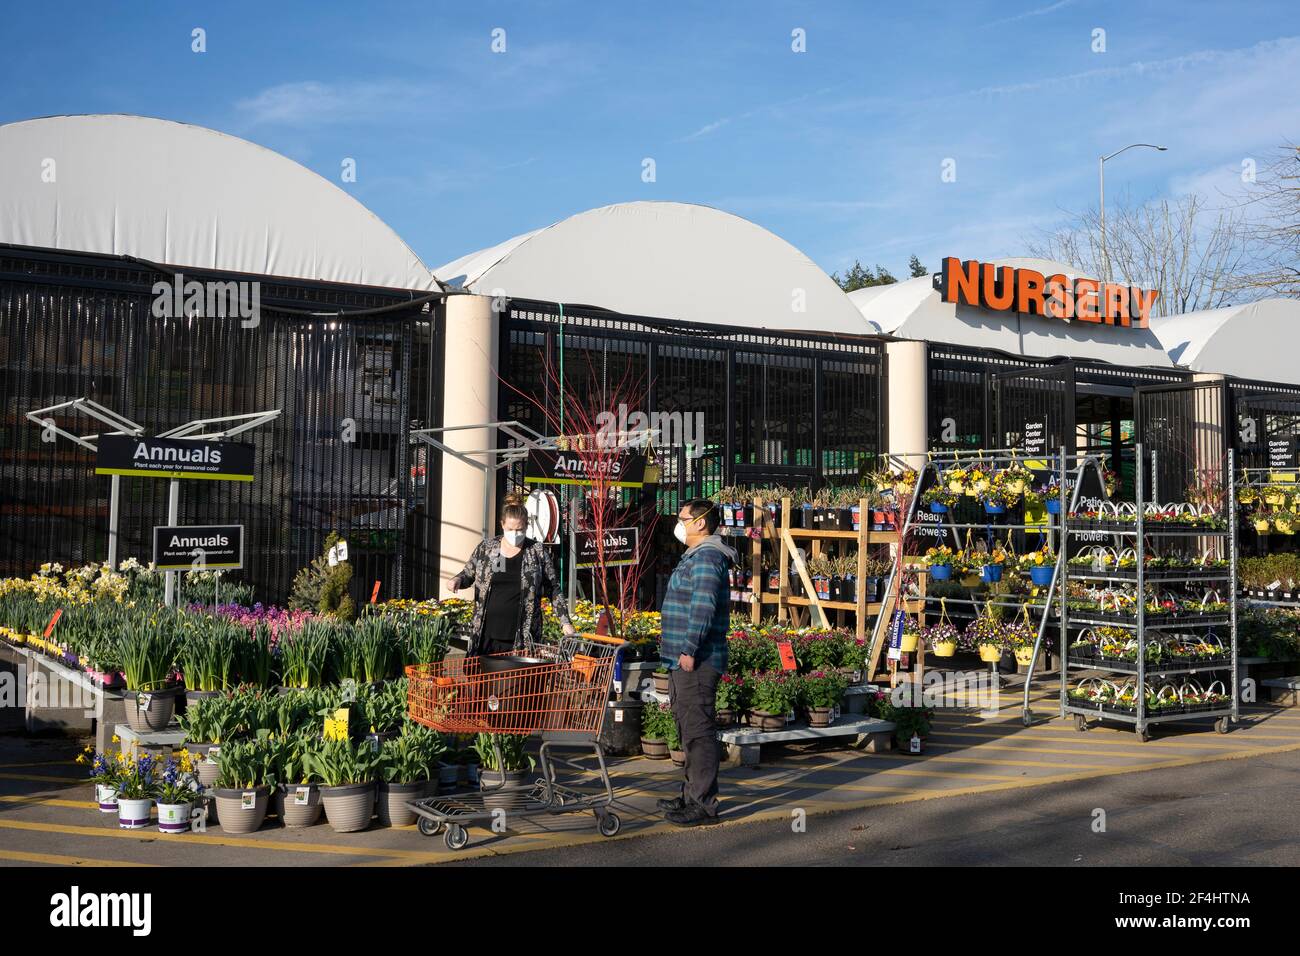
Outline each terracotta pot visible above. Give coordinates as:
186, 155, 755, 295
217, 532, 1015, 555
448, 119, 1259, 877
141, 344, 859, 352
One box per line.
377, 781, 426, 826
715, 708, 736, 727
653, 672, 670, 696
641, 737, 669, 759
124, 686, 181, 733
275, 783, 323, 828
749, 710, 785, 732
807, 707, 834, 728
320, 783, 375, 833
213, 786, 271, 834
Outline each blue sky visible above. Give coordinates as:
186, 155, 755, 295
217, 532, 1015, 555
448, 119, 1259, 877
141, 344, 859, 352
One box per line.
2, 0, 1296, 278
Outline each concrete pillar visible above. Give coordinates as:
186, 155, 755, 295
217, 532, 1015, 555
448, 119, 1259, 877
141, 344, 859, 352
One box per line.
439, 294, 499, 598
886, 340, 928, 467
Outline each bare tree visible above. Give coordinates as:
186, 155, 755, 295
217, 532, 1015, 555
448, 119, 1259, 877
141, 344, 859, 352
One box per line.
1027, 193, 1254, 317
1236, 144, 1300, 298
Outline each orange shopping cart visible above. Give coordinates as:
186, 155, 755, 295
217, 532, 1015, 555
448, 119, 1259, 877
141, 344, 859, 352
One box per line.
404, 633, 628, 851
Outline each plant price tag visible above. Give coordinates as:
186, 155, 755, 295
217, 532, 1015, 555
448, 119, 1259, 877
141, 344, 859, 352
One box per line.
777, 641, 797, 671
294, 786, 310, 806
241, 791, 256, 810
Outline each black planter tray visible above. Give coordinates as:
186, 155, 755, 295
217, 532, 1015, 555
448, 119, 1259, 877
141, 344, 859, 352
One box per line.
1066, 654, 1233, 674
1070, 567, 1231, 582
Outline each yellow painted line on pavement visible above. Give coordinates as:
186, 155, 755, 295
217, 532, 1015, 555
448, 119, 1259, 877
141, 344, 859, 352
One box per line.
822, 751, 1121, 772
0, 771, 83, 785
0, 848, 156, 867
928, 728, 1293, 748
922, 740, 1176, 760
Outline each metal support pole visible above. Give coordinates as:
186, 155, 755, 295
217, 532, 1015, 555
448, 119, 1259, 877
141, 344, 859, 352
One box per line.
163, 479, 180, 607
568, 494, 579, 611
107, 474, 121, 570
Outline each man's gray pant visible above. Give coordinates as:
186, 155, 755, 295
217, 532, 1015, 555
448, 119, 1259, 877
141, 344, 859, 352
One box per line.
668, 664, 721, 816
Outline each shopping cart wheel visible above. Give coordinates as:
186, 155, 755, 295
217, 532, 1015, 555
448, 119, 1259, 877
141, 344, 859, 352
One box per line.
596, 811, 621, 838
1215, 717, 1230, 735
445, 825, 469, 850
417, 816, 443, 837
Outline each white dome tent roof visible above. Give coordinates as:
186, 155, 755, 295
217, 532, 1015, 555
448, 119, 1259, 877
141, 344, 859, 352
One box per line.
1151, 298, 1300, 385
852, 256, 1175, 368
0, 114, 440, 290
436, 201, 871, 335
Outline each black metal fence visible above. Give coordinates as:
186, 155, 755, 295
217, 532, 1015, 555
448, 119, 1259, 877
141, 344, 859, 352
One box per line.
499, 300, 887, 509
0, 245, 441, 604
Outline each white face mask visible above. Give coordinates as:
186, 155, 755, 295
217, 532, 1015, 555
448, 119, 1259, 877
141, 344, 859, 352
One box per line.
503, 530, 526, 547
673, 521, 688, 545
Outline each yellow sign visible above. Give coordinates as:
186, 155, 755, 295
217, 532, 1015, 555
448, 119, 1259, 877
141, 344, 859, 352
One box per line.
323, 708, 349, 741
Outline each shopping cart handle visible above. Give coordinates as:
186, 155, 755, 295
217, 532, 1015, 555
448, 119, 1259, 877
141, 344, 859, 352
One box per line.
577, 632, 631, 647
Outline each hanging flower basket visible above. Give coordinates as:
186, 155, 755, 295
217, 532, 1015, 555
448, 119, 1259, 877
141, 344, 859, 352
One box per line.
978, 643, 1003, 663
981, 564, 1003, 583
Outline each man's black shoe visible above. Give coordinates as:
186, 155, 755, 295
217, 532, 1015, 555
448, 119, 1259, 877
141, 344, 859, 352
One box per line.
657, 796, 686, 813
665, 805, 721, 827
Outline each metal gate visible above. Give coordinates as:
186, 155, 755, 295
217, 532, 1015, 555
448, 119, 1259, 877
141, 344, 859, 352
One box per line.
1232, 386, 1300, 471
993, 363, 1075, 453
1135, 380, 1228, 503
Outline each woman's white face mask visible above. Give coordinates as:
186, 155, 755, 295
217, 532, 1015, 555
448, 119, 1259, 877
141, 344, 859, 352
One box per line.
503, 530, 526, 547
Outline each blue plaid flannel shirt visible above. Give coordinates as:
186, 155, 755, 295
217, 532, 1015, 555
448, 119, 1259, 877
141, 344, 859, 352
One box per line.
659, 538, 731, 671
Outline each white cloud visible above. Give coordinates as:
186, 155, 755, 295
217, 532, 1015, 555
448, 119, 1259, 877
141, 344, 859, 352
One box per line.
988, 0, 1079, 28
235, 80, 426, 127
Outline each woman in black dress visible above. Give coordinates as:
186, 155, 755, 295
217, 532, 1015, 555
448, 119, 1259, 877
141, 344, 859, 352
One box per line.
447, 496, 575, 655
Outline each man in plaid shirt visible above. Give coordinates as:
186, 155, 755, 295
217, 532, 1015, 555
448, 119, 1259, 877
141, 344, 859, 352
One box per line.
658, 498, 734, 825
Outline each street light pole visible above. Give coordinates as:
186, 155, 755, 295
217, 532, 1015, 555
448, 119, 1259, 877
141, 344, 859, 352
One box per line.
1098, 143, 1168, 283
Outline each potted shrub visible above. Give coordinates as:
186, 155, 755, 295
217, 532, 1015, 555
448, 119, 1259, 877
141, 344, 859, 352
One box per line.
378, 726, 445, 826
715, 674, 746, 727
640, 700, 670, 759
475, 733, 536, 810
121, 618, 181, 733
808, 555, 833, 601
213, 738, 275, 834
304, 738, 381, 833
800, 671, 847, 727
875, 697, 934, 751
925, 622, 960, 658
748, 672, 794, 732
923, 546, 956, 582
114, 751, 158, 831
77, 745, 122, 814
155, 752, 198, 835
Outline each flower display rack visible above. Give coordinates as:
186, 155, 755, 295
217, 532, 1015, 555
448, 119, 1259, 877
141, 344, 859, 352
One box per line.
1056, 443, 1239, 741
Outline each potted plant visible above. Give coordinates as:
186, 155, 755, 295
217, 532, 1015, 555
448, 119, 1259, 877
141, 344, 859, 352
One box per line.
748, 672, 794, 732
77, 745, 122, 814
305, 737, 381, 833
640, 700, 670, 759
653, 666, 670, 696
900, 616, 921, 654
978, 543, 1010, 584
378, 725, 445, 826
474, 733, 536, 810
1005, 620, 1038, 666
269, 731, 324, 827
924, 622, 960, 658
1021, 546, 1055, 586
114, 752, 158, 831
715, 673, 746, 727
999, 463, 1034, 498
121, 618, 181, 733
965, 611, 1006, 663
923, 546, 956, 582
875, 697, 934, 750
800, 671, 847, 727
155, 751, 198, 835
213, 738, 275, 834
666, 718, 686, 767
921, 486, 958, 514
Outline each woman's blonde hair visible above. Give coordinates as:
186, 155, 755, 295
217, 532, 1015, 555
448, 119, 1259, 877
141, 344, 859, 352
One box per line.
501, 492, 528, 526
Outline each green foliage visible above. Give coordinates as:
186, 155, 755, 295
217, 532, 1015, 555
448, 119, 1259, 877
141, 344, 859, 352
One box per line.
831, 260, 898, 292
279, 620, 336, 689
872, 695, 934, 743
215, 736, 277, 789
120, 611, 181, 691
472, 733, 536, 773
303, 737, 383, 787
380, 725, 447, 784
289, 531, 355, 620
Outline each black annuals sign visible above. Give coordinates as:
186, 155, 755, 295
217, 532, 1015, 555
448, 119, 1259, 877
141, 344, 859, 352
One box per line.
153, 525, 244, 570
95, 436, 255, 482
576, 527, 639, 568
524, 449, 646, 488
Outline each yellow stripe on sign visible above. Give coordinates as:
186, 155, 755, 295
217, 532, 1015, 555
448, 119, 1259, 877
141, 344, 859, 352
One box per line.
95, 468, 254, 481
0, 849, 156, 867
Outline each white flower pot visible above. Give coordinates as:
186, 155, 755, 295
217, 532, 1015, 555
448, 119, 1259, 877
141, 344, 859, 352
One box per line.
117, 797, 153, 830
157, 800, 193, 834
95, 783, 119, 813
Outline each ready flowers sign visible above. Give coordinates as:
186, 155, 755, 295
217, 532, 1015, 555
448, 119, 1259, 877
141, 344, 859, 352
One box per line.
936, 257, 1160, 329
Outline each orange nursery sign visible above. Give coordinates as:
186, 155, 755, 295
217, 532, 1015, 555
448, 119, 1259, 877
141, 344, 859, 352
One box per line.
936, 257, 1160, 329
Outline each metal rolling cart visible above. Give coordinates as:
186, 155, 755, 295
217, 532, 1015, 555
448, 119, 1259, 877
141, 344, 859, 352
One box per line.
1058, 444, 1238, 740
404, 632, 627, 850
